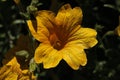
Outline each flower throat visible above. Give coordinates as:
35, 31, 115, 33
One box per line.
49, 33, 63, 50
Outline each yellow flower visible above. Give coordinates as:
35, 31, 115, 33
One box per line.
27, 4, 98, 70
0, 57, 36, 80
2, 34, 36, 70
13, 0, 20, 4
115, 25, 120, 36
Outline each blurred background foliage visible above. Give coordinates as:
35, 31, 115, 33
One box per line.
0, 0, 120, 80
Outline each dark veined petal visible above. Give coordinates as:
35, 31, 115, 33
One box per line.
27, 11, 55, 42
34, 43, 52, 63
0, 57, 22, 80
34, 43, 62, 69
62, 46, 87, 70
67, 27, 98, 49
35, 10, 55, 34
43, 49, 62, 69
55, 4, 83, 33
27, 20, 49, 42
4, 72, 18, 80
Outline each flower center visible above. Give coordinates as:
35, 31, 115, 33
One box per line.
49, 33, 63, 50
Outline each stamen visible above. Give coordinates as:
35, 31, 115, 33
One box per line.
56, 41, 61, 47
49, 33, 63, 50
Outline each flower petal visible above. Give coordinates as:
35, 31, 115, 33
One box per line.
0, 66, 11, 80
35, 10, 55, 34
115, 25, 120, 36
6, 57, 20, 67
0, 57, 23, 80
27, 20, 49, 42
67, 27, 98, 49
62, 46, 87, 70
55, 4, 83, 32
34, 43, 62, 69
4, 72, 18, 80
43, 49, 62, 69
34, 43, 52, 63
27, 11, 56, 42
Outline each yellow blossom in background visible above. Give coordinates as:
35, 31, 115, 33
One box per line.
0, 57, 36, 80
2, 34, 38, 70
27, 4, 98, 70
115, 25, 120, 36
0, 35, 36, 80
13, 0, 20, 4
0, 35, 35, 80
